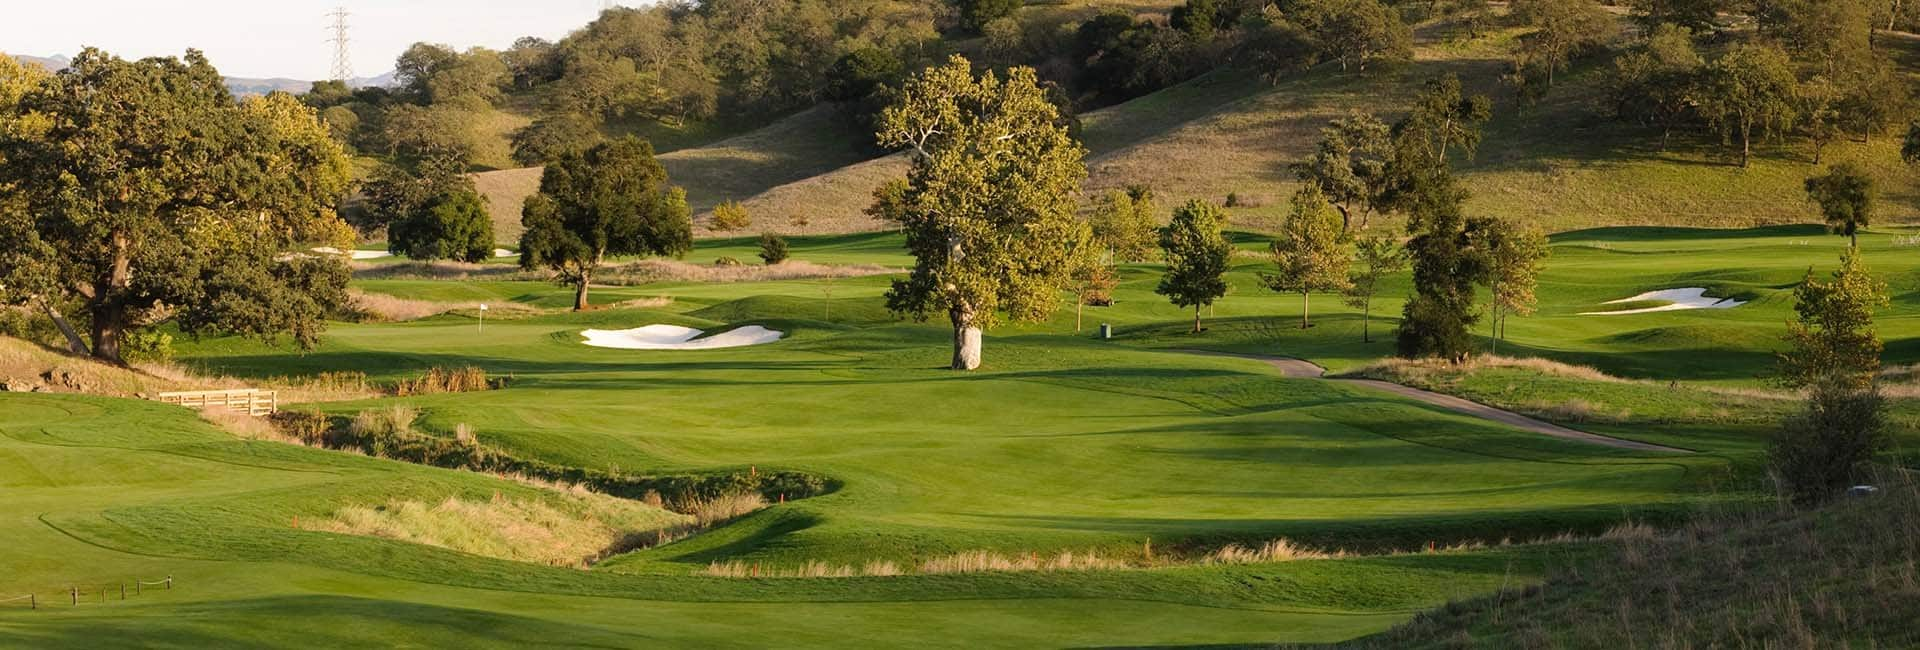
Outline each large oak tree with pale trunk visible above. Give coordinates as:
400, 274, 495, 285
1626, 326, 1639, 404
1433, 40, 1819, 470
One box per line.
0, 49, 355, 363
871, 55, 1088, 370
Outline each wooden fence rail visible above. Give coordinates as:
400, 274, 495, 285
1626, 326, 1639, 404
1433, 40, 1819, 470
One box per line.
155, 389, 278, 416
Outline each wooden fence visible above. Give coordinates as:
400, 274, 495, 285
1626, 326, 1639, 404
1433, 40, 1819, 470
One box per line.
154, 389, 278, 416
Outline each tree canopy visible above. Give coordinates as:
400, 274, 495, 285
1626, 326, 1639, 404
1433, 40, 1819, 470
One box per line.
872, 55, 1088, 370
0, 49, 353, 362
520, 136, 693, 310
1157, 199, 1235, 333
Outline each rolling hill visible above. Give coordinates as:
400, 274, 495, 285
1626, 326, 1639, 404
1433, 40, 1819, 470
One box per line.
469, 18, 1920, 244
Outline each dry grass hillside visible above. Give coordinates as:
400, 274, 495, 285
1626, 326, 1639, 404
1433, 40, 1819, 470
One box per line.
472, 105, 876, 242
476, 15, 1920, 241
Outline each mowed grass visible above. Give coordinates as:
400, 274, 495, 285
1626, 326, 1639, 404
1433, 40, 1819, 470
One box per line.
10, 225, 1915, 645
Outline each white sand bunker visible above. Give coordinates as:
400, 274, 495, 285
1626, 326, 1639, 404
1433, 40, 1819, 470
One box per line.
312, 246, 392, 260
1581, 288, 1747, 316
580, 324, 784, 350
493, 249, 518, 258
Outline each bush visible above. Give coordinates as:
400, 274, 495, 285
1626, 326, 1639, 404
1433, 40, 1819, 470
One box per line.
714, 256, 744, 267
122, 329, 174, 363
758, 233, 790, 265
1771, 380, 1891, 505
710, 200, 751, 232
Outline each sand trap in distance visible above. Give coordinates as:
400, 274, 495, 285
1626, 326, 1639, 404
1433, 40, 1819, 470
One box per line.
581, 324, 784, 350
1580, 288, 1747, 316
313, 247, 393, 260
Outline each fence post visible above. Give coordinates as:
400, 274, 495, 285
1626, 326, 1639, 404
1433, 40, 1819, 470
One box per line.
69, 587, 75, 606
28, 594, 33, 610
135, 580, 141, 595
120, 583, 126, 600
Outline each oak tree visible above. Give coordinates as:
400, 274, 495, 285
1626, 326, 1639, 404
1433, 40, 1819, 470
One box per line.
520, 137, 692, 310
871, 56, 1088, 370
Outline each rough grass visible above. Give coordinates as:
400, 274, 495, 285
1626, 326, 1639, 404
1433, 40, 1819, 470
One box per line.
349, 288, 542, 322
1338, 472, 1920, 648
318, 491, 692, 568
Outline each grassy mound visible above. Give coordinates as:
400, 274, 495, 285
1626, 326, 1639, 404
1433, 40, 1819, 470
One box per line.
1339, 478, 1920, 648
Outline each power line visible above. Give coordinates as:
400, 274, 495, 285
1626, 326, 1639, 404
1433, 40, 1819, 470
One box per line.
326, 7, 352, 82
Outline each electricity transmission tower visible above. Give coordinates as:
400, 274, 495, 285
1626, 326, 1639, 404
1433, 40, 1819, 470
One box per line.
326, 7, 352, 82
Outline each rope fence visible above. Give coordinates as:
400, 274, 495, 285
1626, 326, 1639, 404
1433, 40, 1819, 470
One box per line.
0, 575, 171, 611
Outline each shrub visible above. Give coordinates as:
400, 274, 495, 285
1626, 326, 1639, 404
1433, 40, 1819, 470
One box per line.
1224, 191, 1242, 207
714, 256, 744, 267
122, 329, 174, 363
1771, 380, 1890, 505
758, 233, 790, 265
710, 200, 751, 231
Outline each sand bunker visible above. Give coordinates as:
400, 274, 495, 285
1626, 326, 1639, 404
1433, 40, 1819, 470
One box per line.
580, 324, 784, 350
493, 249, 518, 258
1580, 288, 1746, 316
313, 246, 392, 260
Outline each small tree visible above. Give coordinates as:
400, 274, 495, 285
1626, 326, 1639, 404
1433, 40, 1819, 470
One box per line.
1510, 0, 1617, 88
1779, 250, 1887, 390
1264, 186, 1352, 329
712, 200, 753, 232
1771, 377, 1889, 505
1698, 43, 1799, 168
758, 233, 790, 265
956, 0, 1022, 33
520, 137, 692, 311
1804, 163, 1875, 248
1293, 111, 1391, 230
1294, 0, 1415, 72
1344, 233, 1408, 343
389, 188, 495, 263
1772, 250, 1890, 505
1476, 218, 1549, 354
1157, 200, 1235, 333
872, 56, 1088, 370
1090, 186, 1160, 263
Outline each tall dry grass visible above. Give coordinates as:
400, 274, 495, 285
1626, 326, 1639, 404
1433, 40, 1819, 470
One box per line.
349, 289, 541, 322
596, 259, 896, 285
696, 530, 1658, 579
318, 491, 693, 568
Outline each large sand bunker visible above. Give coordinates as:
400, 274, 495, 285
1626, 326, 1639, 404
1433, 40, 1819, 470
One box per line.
580, 324, 784, 350
1580, 288, 1747, 316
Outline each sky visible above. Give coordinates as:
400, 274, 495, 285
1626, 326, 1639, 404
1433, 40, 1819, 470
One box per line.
1, 1, 628, 80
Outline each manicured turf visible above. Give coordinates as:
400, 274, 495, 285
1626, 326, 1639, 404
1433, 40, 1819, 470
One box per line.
8, 224, 1915, 646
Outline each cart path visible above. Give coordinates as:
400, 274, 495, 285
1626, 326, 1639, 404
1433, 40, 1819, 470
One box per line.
1177, 350, 1690, 454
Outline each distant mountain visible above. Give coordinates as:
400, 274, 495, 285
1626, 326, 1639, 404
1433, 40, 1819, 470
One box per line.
10, 53, 394, 96
13, 54, 68, 71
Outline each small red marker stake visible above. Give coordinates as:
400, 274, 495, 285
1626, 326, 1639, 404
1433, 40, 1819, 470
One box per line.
292, 515, 299, 529
779, 493, 786, 504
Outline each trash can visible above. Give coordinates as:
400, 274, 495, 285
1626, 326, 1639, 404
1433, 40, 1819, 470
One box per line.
1098, 323, 1112, 340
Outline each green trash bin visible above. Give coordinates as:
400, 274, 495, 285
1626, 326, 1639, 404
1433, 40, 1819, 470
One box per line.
1099, 323, 1112, 340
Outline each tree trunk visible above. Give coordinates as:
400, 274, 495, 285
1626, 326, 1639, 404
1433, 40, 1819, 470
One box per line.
573, 266, 592, 311
1300, 291, 1311, 329
90, 232, 133, 363
1192, 305, 1203, 334
89, 301, 125, 363
1075, 301, 1083, 332
1361, 295, 1372, 343
39, 298, 89, 355
1739, 121, 1753, 168
950, 305, 982, 370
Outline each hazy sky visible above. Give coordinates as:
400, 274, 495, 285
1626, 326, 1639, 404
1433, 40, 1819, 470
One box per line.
2, 1, 629, 80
